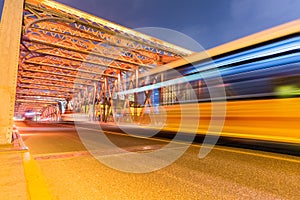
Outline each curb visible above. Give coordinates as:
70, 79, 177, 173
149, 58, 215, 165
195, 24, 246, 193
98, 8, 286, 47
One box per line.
0, 127, 28, 153
12, 128, 29, 151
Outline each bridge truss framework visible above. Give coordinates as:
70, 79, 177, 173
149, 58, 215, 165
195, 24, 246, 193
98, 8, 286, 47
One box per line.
0, 0, 193, 144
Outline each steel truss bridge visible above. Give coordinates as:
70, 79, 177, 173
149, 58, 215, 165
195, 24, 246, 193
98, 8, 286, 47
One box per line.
0, 0, 193, 144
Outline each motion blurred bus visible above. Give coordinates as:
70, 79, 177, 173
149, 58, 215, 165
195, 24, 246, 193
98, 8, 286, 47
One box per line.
116, 20, 300, 144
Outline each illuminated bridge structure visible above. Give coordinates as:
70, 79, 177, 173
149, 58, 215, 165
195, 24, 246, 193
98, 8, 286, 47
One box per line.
0, 0, 193, 144
0, 0, 299, 146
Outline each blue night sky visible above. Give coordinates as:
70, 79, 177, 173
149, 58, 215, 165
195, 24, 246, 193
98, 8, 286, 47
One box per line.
0, 0, 299, 51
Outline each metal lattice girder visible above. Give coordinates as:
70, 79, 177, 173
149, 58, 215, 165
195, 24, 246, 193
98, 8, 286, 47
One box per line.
23, 31, 160, 69
19, 78, 83, 91
12, 0, 194, 119
16, 90, 71, 99
18, 83, 77, 94
19, 73, 96, 87
16, 96, 65, 102
24, 0, 192, 56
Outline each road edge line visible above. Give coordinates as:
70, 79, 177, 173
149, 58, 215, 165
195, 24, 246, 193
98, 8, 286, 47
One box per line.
22, 151, 52, 200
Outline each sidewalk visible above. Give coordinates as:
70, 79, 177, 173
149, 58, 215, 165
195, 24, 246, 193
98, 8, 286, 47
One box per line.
0, 126, 52, 200
0, 131, 28, 200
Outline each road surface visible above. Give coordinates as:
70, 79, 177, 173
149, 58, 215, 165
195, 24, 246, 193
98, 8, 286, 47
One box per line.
16, 121, 300, 200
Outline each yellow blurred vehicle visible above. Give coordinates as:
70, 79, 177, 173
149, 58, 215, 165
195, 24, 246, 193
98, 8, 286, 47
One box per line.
116, 20, 300, 144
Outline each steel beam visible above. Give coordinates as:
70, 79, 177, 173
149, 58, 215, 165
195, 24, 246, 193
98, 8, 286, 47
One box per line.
25, 38, 155, 69
19, 79, 82, 91
24, 1, 192, 56
16, 90, 70, 99
20, 73, 96, 87
0, 0, 24, 144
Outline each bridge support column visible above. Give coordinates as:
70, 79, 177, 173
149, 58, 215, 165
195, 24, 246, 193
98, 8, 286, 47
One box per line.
0, 0, 24, 144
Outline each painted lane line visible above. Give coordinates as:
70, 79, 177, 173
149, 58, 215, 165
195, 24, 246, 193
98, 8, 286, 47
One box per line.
32, 145, 185, 161
34, 151, 90, 160
22, 151, 52, 200
212, 146, 300, 164
76, 126, 300, 164
76, 126, 185, 145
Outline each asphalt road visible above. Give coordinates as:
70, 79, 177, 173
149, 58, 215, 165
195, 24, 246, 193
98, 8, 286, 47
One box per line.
16, 121, 300, 200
